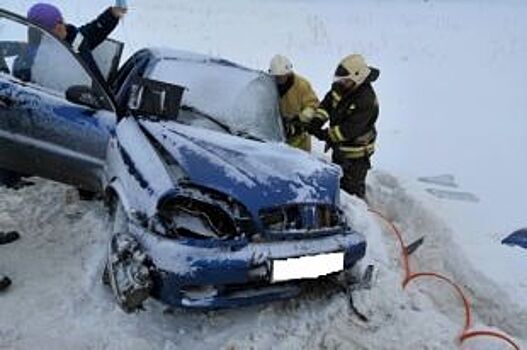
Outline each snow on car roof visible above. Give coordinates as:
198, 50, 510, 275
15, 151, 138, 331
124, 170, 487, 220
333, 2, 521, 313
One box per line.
147, 47, 257, 73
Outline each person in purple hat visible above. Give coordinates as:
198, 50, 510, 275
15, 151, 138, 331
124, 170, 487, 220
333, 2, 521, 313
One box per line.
13, 2, 127, 84
26, 2, 65, 35
1, 3, 127, 190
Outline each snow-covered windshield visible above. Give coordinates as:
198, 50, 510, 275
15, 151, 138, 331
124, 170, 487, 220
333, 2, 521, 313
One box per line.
149, 58, 284, 142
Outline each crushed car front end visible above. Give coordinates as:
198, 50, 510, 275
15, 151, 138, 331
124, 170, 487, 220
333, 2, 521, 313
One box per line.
104, 50, 367, 310
105, 117, 367, 310
122, 195, 366, 309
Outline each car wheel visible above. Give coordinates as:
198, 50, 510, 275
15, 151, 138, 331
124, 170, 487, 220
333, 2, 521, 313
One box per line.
100, 196, 125, 287
102, 263, 110, 286
104, 200, 152, 313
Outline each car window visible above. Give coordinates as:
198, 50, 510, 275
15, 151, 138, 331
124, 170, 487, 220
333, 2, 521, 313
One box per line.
150, 59, 284, 142
0, 13, 114, 112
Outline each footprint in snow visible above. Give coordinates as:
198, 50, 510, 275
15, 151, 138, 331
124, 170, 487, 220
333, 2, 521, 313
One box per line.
418, 174, 479, 202
425, 188, 479, 203
417, 174, 458, 188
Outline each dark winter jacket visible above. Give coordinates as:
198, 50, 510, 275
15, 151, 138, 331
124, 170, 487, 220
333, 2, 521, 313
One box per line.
317, 69, 380, 159
13, 7, 119, 84
64, 7, 119, 82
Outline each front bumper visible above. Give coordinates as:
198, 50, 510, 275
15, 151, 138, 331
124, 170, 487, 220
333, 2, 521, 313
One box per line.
129, 224, 366, 309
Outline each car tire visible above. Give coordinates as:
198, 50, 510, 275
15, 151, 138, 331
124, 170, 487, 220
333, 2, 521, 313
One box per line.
101, 196, 125, 287
103, 199, 152, 313
102, 263, 110, 286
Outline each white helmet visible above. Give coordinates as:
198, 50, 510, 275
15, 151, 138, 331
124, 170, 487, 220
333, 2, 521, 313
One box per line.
268, 55, 293, 76
334, 54, 371, 86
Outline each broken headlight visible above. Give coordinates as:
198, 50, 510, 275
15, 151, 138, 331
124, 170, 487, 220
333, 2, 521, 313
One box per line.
157, 186, 254, 239
259, 203, 343, 233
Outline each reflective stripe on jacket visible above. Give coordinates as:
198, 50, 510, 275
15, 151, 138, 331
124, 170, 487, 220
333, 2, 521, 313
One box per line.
336, 142, 375, 159
319, 70, 379, 159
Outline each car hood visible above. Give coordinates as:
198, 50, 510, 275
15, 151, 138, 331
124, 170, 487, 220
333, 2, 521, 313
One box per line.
140, 120, 342, 214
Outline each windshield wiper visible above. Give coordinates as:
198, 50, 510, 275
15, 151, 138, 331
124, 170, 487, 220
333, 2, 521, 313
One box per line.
180, 105, 233, 134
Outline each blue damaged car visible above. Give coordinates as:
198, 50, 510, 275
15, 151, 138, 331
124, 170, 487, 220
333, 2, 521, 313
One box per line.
0, 8, 366, 311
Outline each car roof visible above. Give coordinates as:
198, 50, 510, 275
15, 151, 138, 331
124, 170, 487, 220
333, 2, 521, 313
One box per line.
146, 47, 258, 74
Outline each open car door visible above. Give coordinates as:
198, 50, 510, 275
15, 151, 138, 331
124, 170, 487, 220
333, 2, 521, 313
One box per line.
92, 38, 124, 83
0, 9, 118, 191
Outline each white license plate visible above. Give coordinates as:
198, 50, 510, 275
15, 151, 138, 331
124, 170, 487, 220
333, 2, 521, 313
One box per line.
271, 252, 345, 283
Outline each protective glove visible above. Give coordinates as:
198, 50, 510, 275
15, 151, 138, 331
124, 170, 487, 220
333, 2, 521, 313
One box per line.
312, 128, 337, 153
284, 115, 303, 138
311, 127, 329, 142
305, 116, 325, 135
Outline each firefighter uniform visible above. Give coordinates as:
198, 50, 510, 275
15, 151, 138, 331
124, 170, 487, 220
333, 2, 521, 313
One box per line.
278, 73, 327, 152
310, 55, 379, 199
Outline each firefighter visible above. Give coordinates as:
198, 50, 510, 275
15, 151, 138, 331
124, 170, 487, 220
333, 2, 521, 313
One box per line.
308, 54, 379, 199
0, 231, 20, 292
268, 55, 327, 152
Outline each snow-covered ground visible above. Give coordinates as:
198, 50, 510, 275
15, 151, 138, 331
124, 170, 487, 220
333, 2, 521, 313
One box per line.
1, 0, 526, 349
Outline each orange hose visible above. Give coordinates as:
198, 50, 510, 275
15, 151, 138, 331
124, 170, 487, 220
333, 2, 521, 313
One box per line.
404, 272, 472, 334
368, 208, 520, 350
368, 209, 411, 280
461, 330, 520, 350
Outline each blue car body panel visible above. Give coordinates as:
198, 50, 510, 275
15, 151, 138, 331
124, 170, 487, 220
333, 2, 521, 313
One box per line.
141, 120, 342, 229
502, 228, 527, 250
0, 77, 115, 190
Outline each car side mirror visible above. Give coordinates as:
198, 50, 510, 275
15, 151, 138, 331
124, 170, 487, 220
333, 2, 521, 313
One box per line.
65, 85, 103, 110
128, 77, 185, 120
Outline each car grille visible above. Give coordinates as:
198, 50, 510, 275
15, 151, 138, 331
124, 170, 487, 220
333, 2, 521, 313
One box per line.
259, 204, 342, 237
